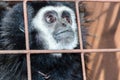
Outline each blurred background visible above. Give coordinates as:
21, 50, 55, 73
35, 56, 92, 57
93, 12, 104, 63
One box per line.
83, 2, 120, 80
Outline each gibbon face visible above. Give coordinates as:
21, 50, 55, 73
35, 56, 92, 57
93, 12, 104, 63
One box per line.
32, 6, 78, 50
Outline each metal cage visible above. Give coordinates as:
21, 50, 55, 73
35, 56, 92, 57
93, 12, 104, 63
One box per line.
0, 0, 120, 80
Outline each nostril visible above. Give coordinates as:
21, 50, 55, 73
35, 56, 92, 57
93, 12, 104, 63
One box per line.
62, 23, 66, 27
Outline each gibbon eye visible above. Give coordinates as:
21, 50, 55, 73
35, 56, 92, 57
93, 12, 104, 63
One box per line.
46, 14, 56, 23
45, 11, 56, 24
62, 11, 72, 24
63, 16, 72, 24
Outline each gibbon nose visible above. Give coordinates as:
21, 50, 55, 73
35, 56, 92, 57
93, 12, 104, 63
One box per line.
62, 23, 67, 27
56, 21, 67, 28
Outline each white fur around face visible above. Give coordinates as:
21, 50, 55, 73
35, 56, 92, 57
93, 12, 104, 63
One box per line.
32, 6, 78, 57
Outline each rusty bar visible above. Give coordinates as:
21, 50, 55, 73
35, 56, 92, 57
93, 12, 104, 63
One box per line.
75, 1, 87, 80
1, 0, 120, 2
26, 53, 31, 80
81, 53, 86, 80
1, 0, 23, 1
0, 49, 120, 54
0, 0, 120, 80
0, 50, 28, 54
0, 0, 74, 1
78, 0, 120, 2
23, 0, 32, 80
82, 49, 120, 53
75, 0, 83, 49
24, 1, 30, 50
27, 0, 75, 1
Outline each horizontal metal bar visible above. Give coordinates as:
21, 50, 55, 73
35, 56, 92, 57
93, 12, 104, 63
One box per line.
0, 49, 120, 54
27, 0, 75, 1
1, 0, 120, 2
82, 49, 120, 53
0, 0, 23, 1
0, 0, 74, 1
78, 0, 120, 2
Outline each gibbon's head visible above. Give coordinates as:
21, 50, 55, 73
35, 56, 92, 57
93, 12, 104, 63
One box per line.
32, 5, 78, 51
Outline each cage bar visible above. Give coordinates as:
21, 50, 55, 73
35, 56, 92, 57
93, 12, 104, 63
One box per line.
1, 0, 120, 2
23, 0, 32, 80
0, 49, 120, 54
78, 0, 120, 2
0, 0, 120, 80
75, 1, 86, 80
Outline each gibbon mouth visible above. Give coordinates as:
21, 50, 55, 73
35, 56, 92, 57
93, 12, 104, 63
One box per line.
55, 29, 73, 35
53, 30, 74, 42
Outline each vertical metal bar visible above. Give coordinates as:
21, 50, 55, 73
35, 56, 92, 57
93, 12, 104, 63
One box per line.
75, 1, 87, 80
75, 1, 84, 49
81, 53, 86, 80
26, 54, 32, 80
23, 1, 30, 50
23, 0, 32, 80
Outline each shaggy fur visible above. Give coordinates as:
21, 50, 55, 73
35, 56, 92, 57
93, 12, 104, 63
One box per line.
0, 2, 83, 80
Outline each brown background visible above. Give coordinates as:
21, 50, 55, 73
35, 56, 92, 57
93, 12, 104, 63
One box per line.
84, 2, 120, 80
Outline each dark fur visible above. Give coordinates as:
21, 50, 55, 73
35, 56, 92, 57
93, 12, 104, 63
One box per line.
0, 2, 83, 80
